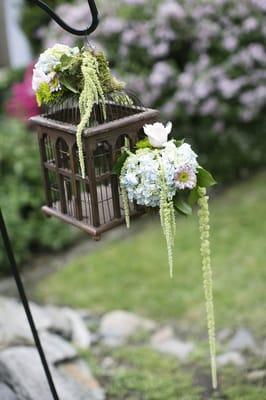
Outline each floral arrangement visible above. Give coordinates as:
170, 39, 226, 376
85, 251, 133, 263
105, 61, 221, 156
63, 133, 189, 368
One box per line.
32, 44, 127, 177
115, 121, 217, 388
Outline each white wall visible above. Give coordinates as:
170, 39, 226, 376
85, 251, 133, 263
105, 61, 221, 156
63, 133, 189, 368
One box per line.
3, 0, 32, 68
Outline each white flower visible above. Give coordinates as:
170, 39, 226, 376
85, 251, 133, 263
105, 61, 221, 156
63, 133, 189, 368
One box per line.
123, 172, 138, 186
176, 143, 198, 169
32, 69, 52, 92
161, 140, 178, 163
144, 122, 172, 148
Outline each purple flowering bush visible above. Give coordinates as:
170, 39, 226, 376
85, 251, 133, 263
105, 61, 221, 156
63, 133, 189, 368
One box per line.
29, 0, 266, 182
95, 0, 266, 182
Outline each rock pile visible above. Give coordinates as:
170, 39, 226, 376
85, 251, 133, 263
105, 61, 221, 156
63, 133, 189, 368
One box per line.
0, 296, 264, 399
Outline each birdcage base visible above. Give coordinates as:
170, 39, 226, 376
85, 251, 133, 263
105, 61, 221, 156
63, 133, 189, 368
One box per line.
42, 205, 142, 239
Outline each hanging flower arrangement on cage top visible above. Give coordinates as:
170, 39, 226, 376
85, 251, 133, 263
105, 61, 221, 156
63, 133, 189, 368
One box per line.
32, 44, 132, 178
115, 121, 218, 389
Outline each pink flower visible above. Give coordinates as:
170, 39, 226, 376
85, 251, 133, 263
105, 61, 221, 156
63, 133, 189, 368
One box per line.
5, 64, 39, 122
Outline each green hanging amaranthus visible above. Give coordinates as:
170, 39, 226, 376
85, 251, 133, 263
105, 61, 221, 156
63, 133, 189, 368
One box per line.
77, 50, 129, 177
198, 187, 217, 389
159, 159, 176, 278
77, 52, 106, 178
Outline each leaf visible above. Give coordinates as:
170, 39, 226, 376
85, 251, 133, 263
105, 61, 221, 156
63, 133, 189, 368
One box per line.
197, 167, 217, 188
188, 187, 200, 206
174, 139, 185, 147
60, 76, 79, 94
113, 152, 129, 175
135, 138, 152, 149
173, 196, 192, 216
59, 54, 73, 71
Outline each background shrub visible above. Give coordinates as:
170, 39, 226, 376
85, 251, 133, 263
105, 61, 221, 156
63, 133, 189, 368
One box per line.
0, 118, 80, 274
95, 0, 266, 183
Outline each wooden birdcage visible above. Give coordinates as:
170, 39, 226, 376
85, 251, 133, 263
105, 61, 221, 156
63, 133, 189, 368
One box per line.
30, 94, 159, 239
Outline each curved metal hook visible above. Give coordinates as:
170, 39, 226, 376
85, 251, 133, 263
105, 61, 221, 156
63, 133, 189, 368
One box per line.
27, 0, 99, 36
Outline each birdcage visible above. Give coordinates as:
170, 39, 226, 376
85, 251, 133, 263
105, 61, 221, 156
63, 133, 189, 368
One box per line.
30, 93, 159, 239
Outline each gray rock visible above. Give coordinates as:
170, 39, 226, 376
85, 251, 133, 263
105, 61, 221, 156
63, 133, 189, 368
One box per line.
44, 306, 72, 339
0, 347, 104, 400
150, 326, 194, 360
247, 370, 266, 383
101, 357, 115, 370
151, 338, 194, 360
58, 359, 105, 400
0, 383, 18, 400
0, 297, 51, 349
100, 310, 156, 346
217, 328, 232, 343
39, 331, 77, 364
150, 326, 175, 345
228, 328, 256, 352
217, 351, 245, 367
45, 306, 91, 349
64, 309, 91, 350
0, 347, 56, 400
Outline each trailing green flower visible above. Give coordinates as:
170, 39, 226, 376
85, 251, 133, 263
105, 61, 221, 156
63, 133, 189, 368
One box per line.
119, 138, 131, 228
77, 51, 106, 178
159, 160, 176, 278
121, 184, 130, 228
198, 187, 217, 390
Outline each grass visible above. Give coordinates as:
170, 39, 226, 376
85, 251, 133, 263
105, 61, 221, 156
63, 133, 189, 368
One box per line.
82, 346, 202, 400
36, 172, 266, 336
80, 343, 265, 400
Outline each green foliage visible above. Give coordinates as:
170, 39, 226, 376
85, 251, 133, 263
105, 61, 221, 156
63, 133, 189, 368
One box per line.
135, 138, 152, 150
197, 168, 217, 188
113, 151, 129, 175
188, 187, 200, 206
173, 195, 192, 216
0, 118, 80, 274
36, 82, 62, 106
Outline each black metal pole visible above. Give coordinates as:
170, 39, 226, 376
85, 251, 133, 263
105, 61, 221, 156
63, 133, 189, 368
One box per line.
0, 208, 60, 400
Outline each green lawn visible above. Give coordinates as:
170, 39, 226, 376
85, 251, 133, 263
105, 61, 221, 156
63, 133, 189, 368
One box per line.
36, 172, 266, 335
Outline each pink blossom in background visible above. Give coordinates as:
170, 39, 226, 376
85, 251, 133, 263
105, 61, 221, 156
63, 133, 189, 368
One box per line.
5, 64, 39, 122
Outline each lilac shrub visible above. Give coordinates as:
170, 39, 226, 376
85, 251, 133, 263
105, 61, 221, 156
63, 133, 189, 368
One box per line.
39, 0, 266, 182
